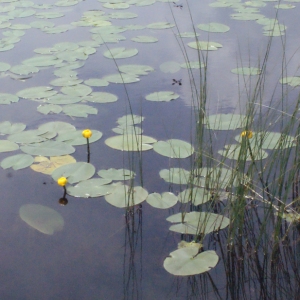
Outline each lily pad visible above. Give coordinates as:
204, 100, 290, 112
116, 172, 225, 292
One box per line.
16, 86, 57, 100
105, 184, 148, 207
103, 47, 138, 59
197, 23, 230, 33
30, 155, 76, 175
145, 91, 179, 102
21, 141, 75, 156
280, 76, 300, 87
37, 104, 62, 115
147, 22, 174, 29
102, 73, 139, 84
163, 248, 219, 276
146, 192, 178, 209
159, 168, 191, 184
131, 35, 158, 43
0, 140, 19, 152
0, 121, 26, 135
178, 187, 212, 205
118, 64, 154, 75
188, 41, 223, 51
62, 104, 97, 117
56, 130, 102, 145
19, 204, 64, 235
1, 154, 33, 170
38, 121, 76, 135
153, 139, 194, 158
97, 168, 135, 180
117, 114, 144, 125
0, 93, 19, 104
231, 67, 261, 75
61, 84, 92, 97
105, 134, 156, 151
51, 162, 95, 184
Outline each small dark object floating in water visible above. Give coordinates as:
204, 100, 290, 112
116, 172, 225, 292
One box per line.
172, 79, 182, 85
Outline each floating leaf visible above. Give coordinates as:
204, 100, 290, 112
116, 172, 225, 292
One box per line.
0, 93, 19, 104
163, 248, 219, 276
146, 192, 177, 209
145, 91, 179, 102
117, 114, 144, 125
0, 121, 26, 135
197, 22, 230, 33
178, 188, 212, 205
46, 94, 82, 105
52, 162, 95, 184
67, 178, 114, 198
147, 22, 174, 29
37, 104, 62, 115
231, 67, 261, 75
0, 140, 19, 152
0, 62, 10, 71
180, 61, 204, 69
188, 41, 223, 51
105, 184, 148, 207
19, 204, 64, 235
23, 55, 62, 67
84, 78, 109, 87
30, 155, 76, 175
109, 12, 138, 19
10, 64, 39, 75
118, 64, 154, 75
1, 154, 33, 170
153, 139, 194, 158
98, 168, 135, 180
61, 84, 92, 97
103, 47, 138, 59
21, 141, 75, 156
62, 104, 97, 117
56, 130, 102, 145
16, 86, 57, 99
167, 211, 230, 235
105, 134, 156, 151
280, 76, 300, 87
102, 73, 140, 84
159, 168, 191, 184
8, 129, 54, 144
38, 121, 76, 135
131, 35, 158, 43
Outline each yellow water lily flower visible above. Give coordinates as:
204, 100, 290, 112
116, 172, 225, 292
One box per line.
82, 129, 92, 139
241, 130, 253, 139
57, 177, 68, 187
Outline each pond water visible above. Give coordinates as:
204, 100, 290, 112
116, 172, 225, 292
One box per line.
1, 0, 300, 299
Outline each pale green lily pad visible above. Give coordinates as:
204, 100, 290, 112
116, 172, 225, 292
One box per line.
30, 20, 55, 29
103, 47, 138, 59
55, 0, 79, 6
231, 67, 261, 75
118, 64, 154, 75
19, 204, 64, 235
1, 153, 33, 170
85, 92, 118, 103
61, 84, 92, 97
275, 3, 295, 8
109, 12, 138, 19
117, 114, 144, 125
178, 188, 212, 205
98, 168, 135, 180
280, 76, 300, 87
159, 168, 191, 184
103, 2, 130, 8
204, 114, 246, 130
146, 192, 177, 209
0, 93, 19, 104
197, 22, 230, 33
177, 32, 200, 38
21, 141, 75, 156
167, 211, 230, 235
188, 41, 223, 51
36, 12, 65, 19
218, 144, 268, 161
145, 91, 179, 102
180, 61, 205, 69
16, 86, 57, 99
131, 35, 158, 43
62, 104, 97, 117
160, 61, 181, 73
47, 94, 82, 104
52, 162, 95, 184
38, 121, 76, 135
147, 22, 175, 29
23, 55, 62, 67
8, 8, 35, 18
164, 248, 218, 276
0, 62, 10, 71
102, 73, 139, 84
67, 178, 114, 198
53, 69, 78, 78
105, 134, 156, 151
105, 184, 148, 207
153, 139, 194, 158
84, 78, 109, 87
56, 129, 102, 145
10, 64, 39, 75
231, 13, 264, 20
112, 125, 143, 135
0, 140, 19, 152
0, 121, 26, 134
124, 24, 145, 30
8, 129, 56, 144
50, 77, 82, 86
37, 104, 62, 115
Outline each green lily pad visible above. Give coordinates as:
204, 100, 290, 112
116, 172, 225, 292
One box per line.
118, 64, 154, 75
231, 67, 261, 75
0, 62, 10, 71
109, 12, 138, 19
146, 192, 178, 209
38, 121, 76, 135
21, 141, 75, 156
19, 204, 64, 235
105, 134, 156, 151
102, 73, 140, 84
0, 140, 19, 152
50, 77, 83, 86
1, 154, 34, 170
23, 55, 62, 67
85, 92, 118, 103
10, 64, 39, 75
47, 94, 82, 105
180, 61, 205, 69
37, 104, 62, 115
153, 139, 194, 158
159, 168, 191, 184
67, 178, 114, 198
84, 78, 109, 87
178, 188, 212, 205
145, 91, 180, 102
131, 35, 158, 43
197, 22, 230, 33
16, 86, 57, 100
0, 93, 19, 104
61, 84, 92, 97
231, 13, 264, 20
56, 129, 102, 145
167, 211, 230, 235
62, 104, 98, 117
117, 114, 144, 125
97, 168, 135, 180
188, 41, 223, 51
164, 248, 219, 276
103, 47, 138, 59
0, 121, 26, 134
280, 76, 300, 87
147, 22, 174, 29
112, 125, 143, 135
52, 162, 95, 184
8, 129, 54, 144
105, 184, 148, 207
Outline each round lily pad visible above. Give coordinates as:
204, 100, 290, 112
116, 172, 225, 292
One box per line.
0, 121, 26, 135
146, 192, 178, 209
231, 67, 261, 75
98, 168, 135, 180
1, 154, 33, 170
103, 47, 138, 59
21, 141, 75, 156
56, 129, 102, 145
178, 188, 211, 205
159, 168, 191, 184
145, 91, 179, 102
188, 41, 223, 51
153, 139, 194, 158
0, 140, 19, 152
197, 22, 230, 33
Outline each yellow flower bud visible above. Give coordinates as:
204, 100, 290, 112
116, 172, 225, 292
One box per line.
82, 129, 92, 139
241, 130, 253, 139
57, 177, 68, 187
